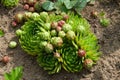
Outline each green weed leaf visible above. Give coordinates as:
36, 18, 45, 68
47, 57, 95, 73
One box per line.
100, 18, 110, 27
63, 0, 77, 9
42, 1, 55, 11
0, 29, 4, 37
75, 0, 87, 14
63, 0, 71, 9
54, 0, 68, 12
4, 66, 23, 80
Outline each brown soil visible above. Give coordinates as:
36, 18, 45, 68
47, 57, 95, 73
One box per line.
0, 0, 120, 80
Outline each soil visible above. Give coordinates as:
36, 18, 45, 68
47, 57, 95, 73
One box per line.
0, 0, 120, 80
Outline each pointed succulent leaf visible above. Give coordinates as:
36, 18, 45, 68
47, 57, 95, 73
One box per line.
43, 23, 51, 30
40, 12, 49, 22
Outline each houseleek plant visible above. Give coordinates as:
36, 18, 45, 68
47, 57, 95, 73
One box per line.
16, 12, 101, 74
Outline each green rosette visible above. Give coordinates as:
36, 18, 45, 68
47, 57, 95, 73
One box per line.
1, 0, 19, 8
62, 46, 83, 72
75, 32, 101, 62
37, 53, 61, 74
19, 18, 45, 55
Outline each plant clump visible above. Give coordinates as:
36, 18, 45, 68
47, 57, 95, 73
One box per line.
16, 12, 101, 74
1, 0, 19, 8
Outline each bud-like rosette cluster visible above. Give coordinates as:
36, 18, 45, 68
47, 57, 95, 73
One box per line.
38, 31, 50, 40
51, 37, 63, 47
84, 59, 93, 68
17, 12, 101, 74
45, 43, 54, 53
78, 49, 86, 57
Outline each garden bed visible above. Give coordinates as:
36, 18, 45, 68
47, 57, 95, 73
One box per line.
0, 0, 120, 80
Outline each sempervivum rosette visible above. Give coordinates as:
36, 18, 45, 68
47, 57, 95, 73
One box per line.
1, 0, 19, 8
37, 53, 61, 74
17, 17, 47, 55
62, 46, 82, 72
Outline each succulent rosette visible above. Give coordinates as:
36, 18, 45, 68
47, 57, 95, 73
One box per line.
17, 12, 101, 74
62, 46, 82, 72
37, 53, 61, 74
1, 0, 19, 8
17, 17, 47, 55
